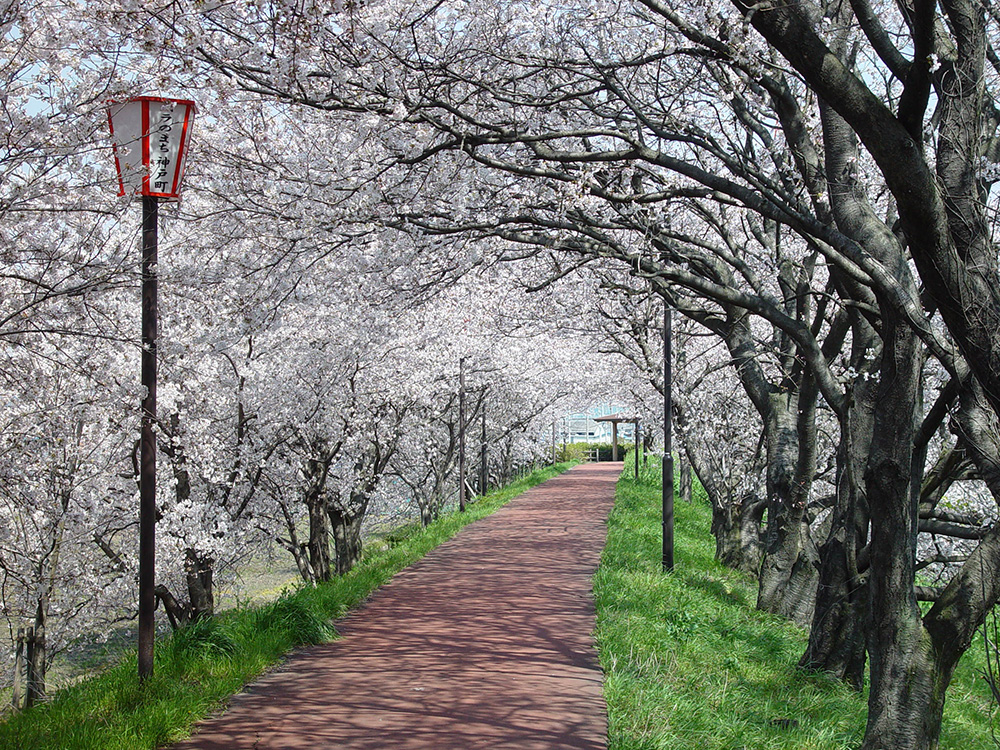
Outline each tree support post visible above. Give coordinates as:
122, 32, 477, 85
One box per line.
24, 623, 44, 708
12, 626, 24, 710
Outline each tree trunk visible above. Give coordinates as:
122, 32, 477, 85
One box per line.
308, 494, 332, 583
861, 314, 937, 750
155, 584, 189, 629
711, 493, 765, 577
185, 549, 215, 622
801, 363, 876, 689
418, 483, 446, 527
862, 623, 952, 750
330, 503, 365, 576
677, 412, 764, 576
757, 393, 819, 627
419, 495, 435, 527
289, 544, 315, 583
26, 598, 46, 707
799, 531, 867, 690
679, 451, 693, 502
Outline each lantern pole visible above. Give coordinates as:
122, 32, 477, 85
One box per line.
108, 96, 196, 684
138, 195, 158, 681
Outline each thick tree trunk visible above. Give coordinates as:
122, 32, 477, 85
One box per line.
330, 504, 365, 576
419, 485, 446, 526
276, 502, 317, 584
184, 549, 215, 622
801, 366, 876, 689
308, 495, 332, 583
863, 624, 952, 750
677, 412, 764, 576
860, 315, 939, 750
289, 544, 315, 583
800, 531, 867, 689
757, 394, 819, 627
155, 551, 217, 628
712, 493, 765, 577
757, 513, 818, 627
419, 496, 435, 527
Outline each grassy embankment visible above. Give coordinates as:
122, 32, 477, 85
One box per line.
0, 461, 576, 750
596, 455, 995, 749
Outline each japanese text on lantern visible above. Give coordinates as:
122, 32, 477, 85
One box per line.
152, 107, 174, 193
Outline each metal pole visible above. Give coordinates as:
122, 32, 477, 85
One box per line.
139, 195, 158, 679
663, 303, 675, 572
635, 420, 640, 480
552, 420, 557, 466
459, 357, 466, 512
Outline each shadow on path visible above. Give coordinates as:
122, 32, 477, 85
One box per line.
167, 462, 620, 750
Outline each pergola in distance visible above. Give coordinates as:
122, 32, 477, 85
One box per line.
593, 413, 639, 462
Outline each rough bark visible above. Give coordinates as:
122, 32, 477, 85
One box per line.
707, 304, 821, 625
25, 600, 46, 708
861, 313, 930, 749
330, 502, 366, 576
184, 549, 215, 622
276, 501, 316, 584
12, 627, 25, 710
678, 452, 693, 503
296, 445, 338, 584
155, 584, 189, 630
307, 493, 333, 583
711, 492, 766, 577
798, 68, 911, 687
800, 363, 875, 688
756, 391, 820, 627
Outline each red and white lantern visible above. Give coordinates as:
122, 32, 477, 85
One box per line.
107, 96, 196, 200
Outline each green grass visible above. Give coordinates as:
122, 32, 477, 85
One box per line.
596, 454, 996, 750
0, 461, 576, 750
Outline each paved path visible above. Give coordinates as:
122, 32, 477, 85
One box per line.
168, 462, 620, 750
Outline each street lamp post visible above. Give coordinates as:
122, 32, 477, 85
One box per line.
663, 302, 675, 572
459, 357, 467, 512
108, 96, 196, 681
480, 395, 488, 495
635, 419, 640, 480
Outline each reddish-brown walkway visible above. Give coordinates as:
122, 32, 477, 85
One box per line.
168, 462, 620, 750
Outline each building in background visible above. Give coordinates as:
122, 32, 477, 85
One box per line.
563, 404, 634, 443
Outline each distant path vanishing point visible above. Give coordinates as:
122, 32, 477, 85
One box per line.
168, 461, 620, 750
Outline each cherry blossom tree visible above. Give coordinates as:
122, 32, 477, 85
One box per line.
123, 4, 1000, 746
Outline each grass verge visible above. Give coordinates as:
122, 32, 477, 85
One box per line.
0, 461, 576, 750
596, 456, 995, 749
